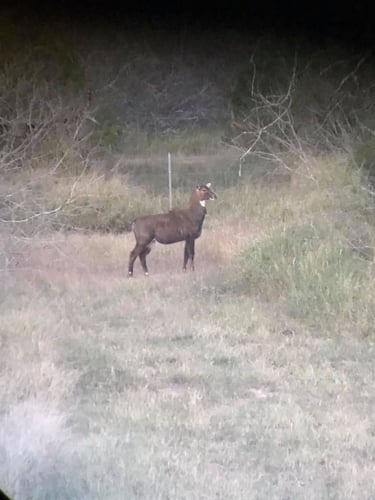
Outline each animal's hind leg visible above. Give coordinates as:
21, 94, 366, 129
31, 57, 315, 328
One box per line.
139, 245, 152, 275
128, 243, 144, 277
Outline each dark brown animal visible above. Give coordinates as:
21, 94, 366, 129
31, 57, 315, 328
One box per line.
128, 183, 217, 276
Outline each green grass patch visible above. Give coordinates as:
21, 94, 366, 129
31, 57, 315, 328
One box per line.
228, 222, 374, 334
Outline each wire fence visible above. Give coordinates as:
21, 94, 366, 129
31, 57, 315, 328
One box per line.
117, 151, 273, 203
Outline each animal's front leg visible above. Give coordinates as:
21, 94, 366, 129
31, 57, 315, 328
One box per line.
189, 239, 195, 271
183, 240, 189, 271
183, 238, 195, 271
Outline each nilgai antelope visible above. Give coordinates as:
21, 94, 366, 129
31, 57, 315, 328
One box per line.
128, 183, 217, 276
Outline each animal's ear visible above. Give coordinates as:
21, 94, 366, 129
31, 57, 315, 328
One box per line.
206, 182, 211, 188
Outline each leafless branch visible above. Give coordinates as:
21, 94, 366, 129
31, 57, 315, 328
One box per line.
231, 54, 311, 177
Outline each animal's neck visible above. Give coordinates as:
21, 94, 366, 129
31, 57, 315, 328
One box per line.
188, 194, 206, 211
187, 193, 207, 222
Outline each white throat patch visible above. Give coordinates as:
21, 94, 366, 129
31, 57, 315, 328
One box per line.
200, 200, 206, 207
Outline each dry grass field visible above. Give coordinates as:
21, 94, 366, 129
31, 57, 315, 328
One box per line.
1, 158, 375, 499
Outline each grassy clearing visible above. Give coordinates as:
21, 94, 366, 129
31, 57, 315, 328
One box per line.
1, 156, 375, 499
1, 244, 375, 499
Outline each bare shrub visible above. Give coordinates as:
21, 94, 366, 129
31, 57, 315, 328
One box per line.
226, 48, 375, 180
0, 49, 96, 236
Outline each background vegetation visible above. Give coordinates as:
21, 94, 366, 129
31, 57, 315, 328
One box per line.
1, 11, 375, 500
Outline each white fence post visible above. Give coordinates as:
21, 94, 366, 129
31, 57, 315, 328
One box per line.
168, 152, 173, 210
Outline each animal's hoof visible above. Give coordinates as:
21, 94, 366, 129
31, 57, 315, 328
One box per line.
144, 272, 149, 277
128, 272, 133, 278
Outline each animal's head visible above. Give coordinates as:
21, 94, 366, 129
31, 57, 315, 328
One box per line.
195, 183, 217, 206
